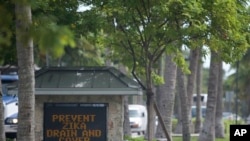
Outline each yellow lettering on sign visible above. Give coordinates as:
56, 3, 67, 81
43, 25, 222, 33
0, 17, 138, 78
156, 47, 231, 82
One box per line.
46, 129, 77, 137
82, 115, 95, 122
59, 137, 90, 141
49, 113, 103, 140
63, 122, 87, 130
52, 114, 96, 123
82, 130, 101, 137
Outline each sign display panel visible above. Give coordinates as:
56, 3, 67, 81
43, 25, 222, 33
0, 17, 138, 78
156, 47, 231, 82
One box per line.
44, 103, 107, 141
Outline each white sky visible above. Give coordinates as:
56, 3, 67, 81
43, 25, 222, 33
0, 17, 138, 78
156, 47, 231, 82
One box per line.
77, 5, 92, 12
203, 54, 235, 78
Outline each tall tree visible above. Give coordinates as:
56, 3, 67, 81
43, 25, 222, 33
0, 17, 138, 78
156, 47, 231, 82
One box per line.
15, 1, 35, 140
79, 1, 249, 140
0, 1, 77, 140
215, 59, 224, 138
174, 89, 183, 134
199, 0, 250, 140
194, 48, 203, 133
198, 51, 219, 141
187, 48, 199, 112
186, 48, 199, 133
84, 1, 190, 140
156, 54, 177, 140
177, 66, 191, 141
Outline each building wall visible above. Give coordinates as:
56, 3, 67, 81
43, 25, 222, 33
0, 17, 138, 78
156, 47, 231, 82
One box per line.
35, 95, 124, 141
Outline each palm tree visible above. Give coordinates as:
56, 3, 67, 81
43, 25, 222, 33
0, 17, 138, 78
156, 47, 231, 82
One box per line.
215, 59, 224, 138
156, 54, 177, 140
186, 48, 199, 133
198, 51, 219, 141
15, 2, 35, 141
194, 48, 203, 133
177, 67, 191, 141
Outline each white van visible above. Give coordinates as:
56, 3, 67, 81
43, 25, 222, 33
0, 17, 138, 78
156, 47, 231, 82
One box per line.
1, 74, 19, 139
191, 105, 206, 118
2, 94, 18, 139
128, 104, 147, 135
193, 94, 208, 106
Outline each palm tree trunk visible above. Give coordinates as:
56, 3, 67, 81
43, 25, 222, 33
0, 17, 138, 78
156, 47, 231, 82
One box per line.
15, 2, 35, 141
215, 59, 225, 138
195, 48, 203, 133
198, 51, 219, 141
187, 49, 199, 109
187, 48, 199, 133
177, 67, 191, 141
156, 55, 177, 139
174, 90, 183, 134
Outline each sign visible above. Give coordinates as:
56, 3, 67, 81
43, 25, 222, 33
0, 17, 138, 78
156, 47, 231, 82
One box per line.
230, 125, 250, 141
44, 103, 107, 141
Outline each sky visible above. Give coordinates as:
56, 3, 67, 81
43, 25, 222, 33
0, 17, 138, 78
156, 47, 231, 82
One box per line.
203, 54, 235, 78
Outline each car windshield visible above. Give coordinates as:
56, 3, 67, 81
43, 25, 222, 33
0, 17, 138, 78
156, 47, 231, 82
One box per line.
1, 74, 18, 95
191, 106, 206, 117
129, 110, 140, 117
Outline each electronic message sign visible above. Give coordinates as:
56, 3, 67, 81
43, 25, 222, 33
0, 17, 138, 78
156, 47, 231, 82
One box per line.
44, 103, 107, 141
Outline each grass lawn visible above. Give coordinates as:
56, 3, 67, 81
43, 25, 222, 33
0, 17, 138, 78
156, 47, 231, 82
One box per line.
173, 135, 229, 141
125, 131, 231, 141
125, 135, 230, 141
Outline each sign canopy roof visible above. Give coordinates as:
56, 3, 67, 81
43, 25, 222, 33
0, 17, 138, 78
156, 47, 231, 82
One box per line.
34, 66, 143, 95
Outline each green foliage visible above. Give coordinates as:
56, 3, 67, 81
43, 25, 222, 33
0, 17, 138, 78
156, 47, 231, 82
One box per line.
173, 136, 231, 141
0, 0, 80, 65
204, 0, 250, 63
59, 34, 105, 66
32, 22, 76, 58
173, 136, 230, 141
223, 119, 245, 134
152, 72, 164, 86
0, 1, 17, 65
31, 1, 77, 59
0, 4, 12, 46
124, 136, 146, 141
84, 0, 250, 80
31, 0, 107, 66
75, 1, 249, 99
172, 50, 190, 74
172, 118, 245, 135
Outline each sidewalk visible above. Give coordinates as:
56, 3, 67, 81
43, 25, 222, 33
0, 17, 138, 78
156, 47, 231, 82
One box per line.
172, 133, 199, 136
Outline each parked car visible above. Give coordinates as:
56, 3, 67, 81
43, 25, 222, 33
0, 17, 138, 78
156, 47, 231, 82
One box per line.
5, 113, 18, 139
129, 104, 147, 135
2, 94, 18, 139
1, 74, 19, 139
191, 106, 206, 118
